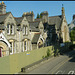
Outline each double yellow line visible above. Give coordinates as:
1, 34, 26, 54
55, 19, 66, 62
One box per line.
48, 56, 72, 74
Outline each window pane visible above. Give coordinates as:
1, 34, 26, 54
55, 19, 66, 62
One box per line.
10, 42, 12, 53
7, 24, 9, 33
11, 25, 12, 33
23, 26, 25, 34
12, 25, 14, 34
25, 41, 26, 50
26, 27, 28, 35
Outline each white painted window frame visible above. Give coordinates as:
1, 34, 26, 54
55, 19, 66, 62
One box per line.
11, 25, 15, 35
26, 26, 28, 35
7, 24, 10, 35
23, 26, 25, 35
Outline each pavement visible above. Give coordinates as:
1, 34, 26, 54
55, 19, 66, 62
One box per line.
18, 50, 75, 74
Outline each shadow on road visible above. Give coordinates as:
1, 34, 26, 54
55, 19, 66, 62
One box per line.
62, 50, 75, 62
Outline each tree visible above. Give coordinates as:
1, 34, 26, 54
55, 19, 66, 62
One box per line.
68, 24, 70, 26
70, 27, 75, 41
36, 13, 40, 19
40, 13, 42, 18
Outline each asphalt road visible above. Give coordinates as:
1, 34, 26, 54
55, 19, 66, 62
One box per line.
19, 50, 75, 74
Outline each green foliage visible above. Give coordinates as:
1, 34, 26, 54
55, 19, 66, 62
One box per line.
36, 12, 43, 19
42, 48, 51, 59
47, 48, 51, 57
68, 24, 70, 26
70, 27, 75, 41
42, 56, 45, 59
45, 55, 48, 58
45, 48, 51, 58
54, 49, 59, 57
36, 13, 40, 19
40, 13, 42, 18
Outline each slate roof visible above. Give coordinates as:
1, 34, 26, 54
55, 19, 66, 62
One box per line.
32, 33, 40, 43
0, 12, 11, 23
14, 17, 24, 25
35, 18, 42, 22
0, 12, 11, 30
35, 15, 62, 30
0, 24, 5, 30
29, 21, 40, 32
48, 15, 62, 29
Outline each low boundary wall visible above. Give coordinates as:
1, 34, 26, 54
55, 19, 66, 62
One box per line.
0, 46, 54, 74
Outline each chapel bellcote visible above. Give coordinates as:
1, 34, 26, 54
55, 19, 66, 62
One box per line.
61, 4, 65, 17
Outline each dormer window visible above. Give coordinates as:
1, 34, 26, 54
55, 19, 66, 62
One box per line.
11, 24, 14, 35
23, 25, 28, 35
7, 23, 15, 35
26, 26, 28, 35
23, 25, 25, 35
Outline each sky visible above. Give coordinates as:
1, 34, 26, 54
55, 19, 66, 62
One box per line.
0, 1, 75, 24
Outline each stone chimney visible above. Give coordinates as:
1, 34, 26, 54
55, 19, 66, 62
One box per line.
0, 1, 6, 14
41, 11, 48, 23
22, 11, 34, 22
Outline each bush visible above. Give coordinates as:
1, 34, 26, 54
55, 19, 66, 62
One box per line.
47, 48, 51, 57
43, 48, 51, 59
42, 56, 45, 59
54, 49, 59, 57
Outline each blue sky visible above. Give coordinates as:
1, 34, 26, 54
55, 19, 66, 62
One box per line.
0, 1, 75, 24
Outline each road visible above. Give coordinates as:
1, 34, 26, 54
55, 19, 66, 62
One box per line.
19, 50, 75, 74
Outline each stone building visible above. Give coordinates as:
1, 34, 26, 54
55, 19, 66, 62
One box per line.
0, 2, 45, 57
0, 2, 70, 57
35, 5, 70, 45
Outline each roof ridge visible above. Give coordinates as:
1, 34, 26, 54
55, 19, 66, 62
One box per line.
0, 12, 11, 16
49, 15, 62, 18
29, 21, 40, 23
14, 17, 23, 19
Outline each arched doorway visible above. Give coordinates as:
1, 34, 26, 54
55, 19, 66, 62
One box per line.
0, 41, 9, 57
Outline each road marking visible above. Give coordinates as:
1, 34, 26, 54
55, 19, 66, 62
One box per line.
56, 70, 62, 74
48, 57, 72, 74
68, 71, 74, 74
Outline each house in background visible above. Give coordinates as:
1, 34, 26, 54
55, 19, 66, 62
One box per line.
69, 15, 75, 32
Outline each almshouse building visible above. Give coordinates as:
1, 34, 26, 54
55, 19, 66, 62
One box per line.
0, 2, 70, 57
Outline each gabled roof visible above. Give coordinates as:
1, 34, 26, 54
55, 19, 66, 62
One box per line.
29, 21, 40, 32
14, 17, 24, 25
32, 33, 40, 43
48, 15, 62, 29
0, 12, 11, 23
29, 21, 40, 28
